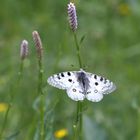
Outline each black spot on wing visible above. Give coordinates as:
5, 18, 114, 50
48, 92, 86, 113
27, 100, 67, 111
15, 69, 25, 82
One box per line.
95, 82, 98, 86
94, 75, 97, 79
67, 72, 71, 76
57, 74, 61, 79
100, 77, 103, 81
61, 73, 64, 77
68, 79, 72, 82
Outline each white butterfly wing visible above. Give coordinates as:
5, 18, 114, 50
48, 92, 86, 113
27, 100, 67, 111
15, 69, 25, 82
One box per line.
47, 70, 116, 102
66, 82, 85, 101
47, 71, 77, 90
86, 72, 116, 102
86, 92, 103, 102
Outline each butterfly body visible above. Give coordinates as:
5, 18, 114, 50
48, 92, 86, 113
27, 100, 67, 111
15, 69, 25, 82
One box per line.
77, 71, 90, 94
47, 69, 116, 102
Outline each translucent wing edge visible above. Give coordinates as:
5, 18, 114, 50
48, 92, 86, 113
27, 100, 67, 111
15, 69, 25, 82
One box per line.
47, 76, 66, 90
86, 72, 116, 94
102, 82, 116, 94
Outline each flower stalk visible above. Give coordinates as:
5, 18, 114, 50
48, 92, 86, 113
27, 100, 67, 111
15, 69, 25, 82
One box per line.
137, 108, 140, 140
0, 40, 28, 140
73, 32, 83, 140
32, 31, 45, 140
68, 2, 83, 140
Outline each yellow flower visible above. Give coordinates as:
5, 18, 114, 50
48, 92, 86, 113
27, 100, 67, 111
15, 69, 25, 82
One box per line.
118, 3, 131, 16
0, 103, 8, 112
54, 128, 68, 139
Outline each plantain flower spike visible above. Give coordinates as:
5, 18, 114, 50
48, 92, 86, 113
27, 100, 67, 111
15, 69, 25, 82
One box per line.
20, 40, 28, 60
32, 31, 43, 59
67, 2, 78, 32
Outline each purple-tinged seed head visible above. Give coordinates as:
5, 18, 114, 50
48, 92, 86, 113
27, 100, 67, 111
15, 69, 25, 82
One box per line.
67, 2, 78, 32
20, 40, 28, 60
32, 31, 43, 59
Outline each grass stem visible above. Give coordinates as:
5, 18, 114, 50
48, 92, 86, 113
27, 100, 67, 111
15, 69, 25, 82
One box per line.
0, 60, 24, 140
73, 31, 83, 140
137, 109, 140, 140
38, 59, 45, 140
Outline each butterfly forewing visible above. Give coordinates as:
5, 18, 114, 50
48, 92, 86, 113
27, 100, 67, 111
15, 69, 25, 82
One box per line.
86, 72, 116, 94
47, 71, 77, 90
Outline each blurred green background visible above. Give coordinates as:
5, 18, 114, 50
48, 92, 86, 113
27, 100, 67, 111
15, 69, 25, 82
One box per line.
0, 0, 140, 140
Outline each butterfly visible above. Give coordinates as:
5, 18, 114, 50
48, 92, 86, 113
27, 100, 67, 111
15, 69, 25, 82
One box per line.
47, 69, 116, 102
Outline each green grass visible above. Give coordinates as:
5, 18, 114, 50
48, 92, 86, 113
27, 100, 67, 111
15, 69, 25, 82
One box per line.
0, 0, 140, 139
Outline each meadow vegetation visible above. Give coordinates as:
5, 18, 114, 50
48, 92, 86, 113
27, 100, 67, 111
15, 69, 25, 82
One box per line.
0, 0, 140, 140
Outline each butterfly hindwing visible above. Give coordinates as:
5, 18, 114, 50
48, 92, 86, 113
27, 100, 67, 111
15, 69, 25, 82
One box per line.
47, 71, 77, 90
86, 92, 103, 102
66, 82, 85, 101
